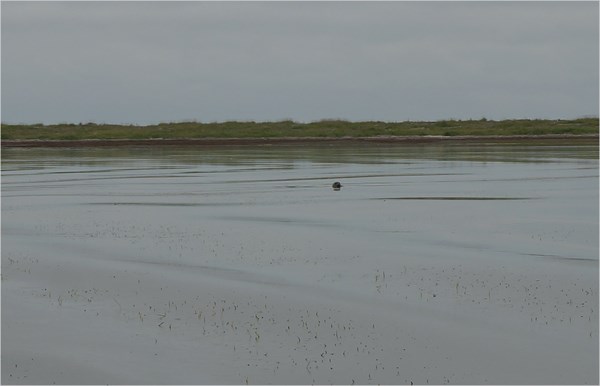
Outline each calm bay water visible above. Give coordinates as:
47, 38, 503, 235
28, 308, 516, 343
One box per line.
3, 142, 598, 266
2, 141, 598, 384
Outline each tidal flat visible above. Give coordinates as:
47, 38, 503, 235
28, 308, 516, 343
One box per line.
1, 141, 598, 384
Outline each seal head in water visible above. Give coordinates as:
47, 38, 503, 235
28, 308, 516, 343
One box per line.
332, 181, 342, 191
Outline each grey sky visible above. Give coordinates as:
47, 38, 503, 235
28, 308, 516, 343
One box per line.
1, 1, 598, 124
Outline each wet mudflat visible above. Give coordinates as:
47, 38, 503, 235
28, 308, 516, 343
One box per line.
2, 141, 598, 384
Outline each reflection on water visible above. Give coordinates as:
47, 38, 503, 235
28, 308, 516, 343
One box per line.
3, 141, 598, 263
2, 139, 598, 170
1, 141, 598, 384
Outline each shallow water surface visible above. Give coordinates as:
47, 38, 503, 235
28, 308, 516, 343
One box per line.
2, 142, 598, 384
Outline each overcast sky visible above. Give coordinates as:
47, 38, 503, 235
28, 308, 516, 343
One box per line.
1, 1, 598, 124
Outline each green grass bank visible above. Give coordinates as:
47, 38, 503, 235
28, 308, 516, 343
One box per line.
1, 118, 598, 141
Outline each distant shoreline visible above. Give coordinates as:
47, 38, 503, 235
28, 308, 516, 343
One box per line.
2, 134, 598, 148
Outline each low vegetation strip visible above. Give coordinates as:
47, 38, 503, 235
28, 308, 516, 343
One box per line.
1, 118, 598, 142
2, 135, 599, 148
